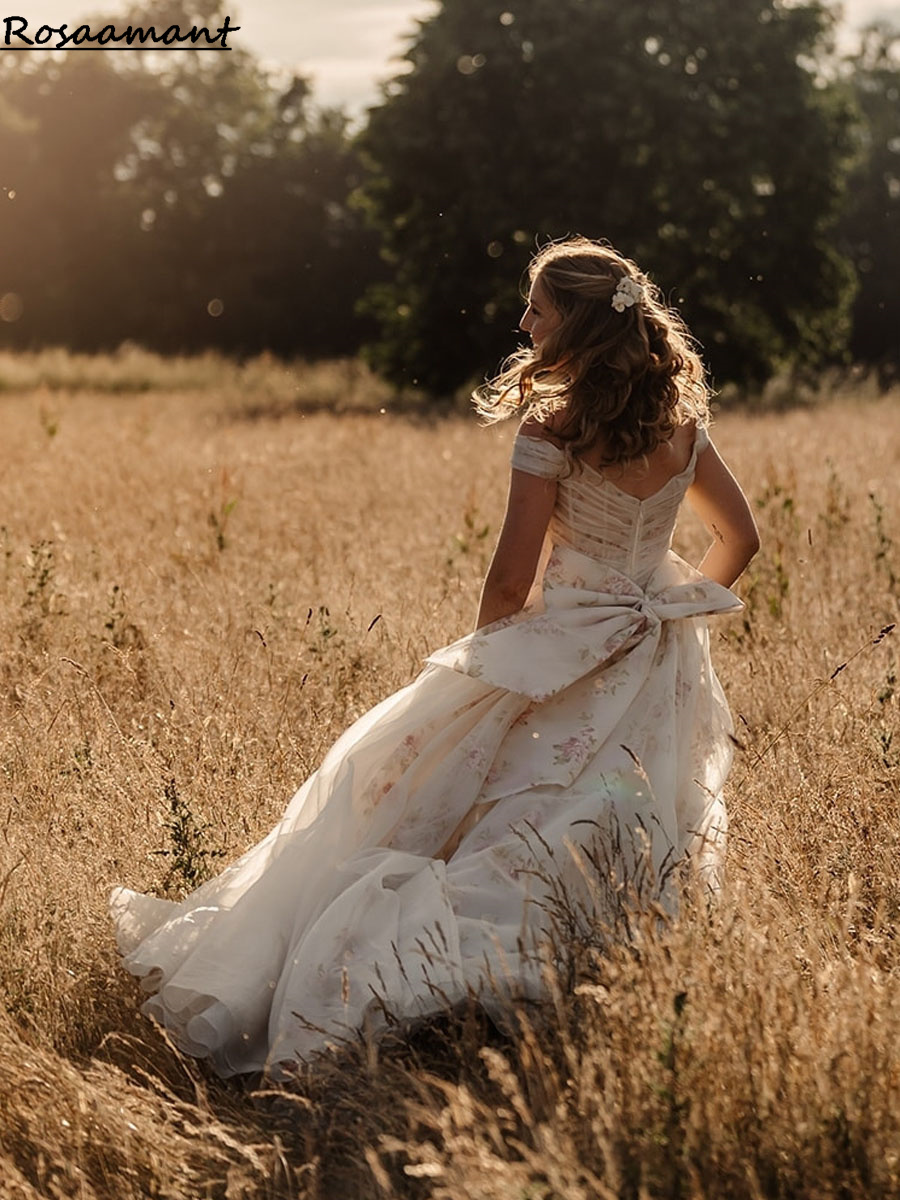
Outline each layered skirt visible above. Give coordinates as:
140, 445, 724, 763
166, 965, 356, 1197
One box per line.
111, 544, 741, 1076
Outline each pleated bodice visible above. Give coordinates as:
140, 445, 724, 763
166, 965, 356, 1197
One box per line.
510, 425, 709, 588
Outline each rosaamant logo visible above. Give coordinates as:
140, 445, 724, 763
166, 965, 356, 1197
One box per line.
2, 13, 240, 50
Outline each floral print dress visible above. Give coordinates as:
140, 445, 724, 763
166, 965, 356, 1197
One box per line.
111, 425, 741, 1077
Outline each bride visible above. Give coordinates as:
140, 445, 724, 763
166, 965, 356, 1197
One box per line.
111, 237, 759, 1078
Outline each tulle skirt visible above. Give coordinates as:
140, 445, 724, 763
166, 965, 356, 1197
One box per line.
111, 543, 741, 1076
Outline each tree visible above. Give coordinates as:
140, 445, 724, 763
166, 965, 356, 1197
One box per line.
114, 58, 380, 358
0, 49, 162, 350
839, 25, 900, 386
0, 5, 380, 358
359, 0, 857, 394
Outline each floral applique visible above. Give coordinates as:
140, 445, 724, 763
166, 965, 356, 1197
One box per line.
357, 730, 425, 815
520, 617, 571, 641
674, 670, 693, 707
482, 753, 514, 792
552, 726, 597, 767
601, 570, 642, 596
463, 744, 489, 773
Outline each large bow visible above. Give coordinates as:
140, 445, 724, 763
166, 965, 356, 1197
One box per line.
427, 550, 742, 702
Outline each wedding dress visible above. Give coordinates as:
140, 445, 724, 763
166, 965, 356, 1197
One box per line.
111, 425, 741, 1077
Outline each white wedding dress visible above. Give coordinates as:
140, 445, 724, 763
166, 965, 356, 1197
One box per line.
111, 425, 741, 1077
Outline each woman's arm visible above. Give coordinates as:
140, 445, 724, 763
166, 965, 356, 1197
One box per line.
476, 465, 558, 629
686, 438, 760, 588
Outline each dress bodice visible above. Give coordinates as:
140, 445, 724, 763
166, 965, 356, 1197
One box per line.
510, 425, 709, 588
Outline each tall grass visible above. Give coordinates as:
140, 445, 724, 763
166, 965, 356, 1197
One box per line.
0, 367, 895, 1197
0, 345, 414, 414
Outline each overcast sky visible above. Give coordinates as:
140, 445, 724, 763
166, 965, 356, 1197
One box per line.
4, 0, 899, 111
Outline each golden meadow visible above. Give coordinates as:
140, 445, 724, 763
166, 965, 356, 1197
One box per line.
0, 349, 896, 1199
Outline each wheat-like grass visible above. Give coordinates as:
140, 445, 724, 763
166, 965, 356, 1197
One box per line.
0, 379, 896, 1196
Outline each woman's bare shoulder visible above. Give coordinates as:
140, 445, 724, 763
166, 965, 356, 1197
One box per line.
518, 414, 567, 449
675, 416, 702, 453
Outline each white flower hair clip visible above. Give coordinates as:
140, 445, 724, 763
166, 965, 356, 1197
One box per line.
611, 276, 644, 312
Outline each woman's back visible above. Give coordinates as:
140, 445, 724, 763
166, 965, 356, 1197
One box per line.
511, 422, 709, 587
577, 419, 698, 500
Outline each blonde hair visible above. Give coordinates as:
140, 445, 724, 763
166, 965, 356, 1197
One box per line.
474, 237, 711, 467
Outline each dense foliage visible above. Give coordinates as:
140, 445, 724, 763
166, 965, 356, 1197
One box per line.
360, 0, 858, 392
0, 0, 897, 391
0, 5, 380, 359
838, 25, 900, 386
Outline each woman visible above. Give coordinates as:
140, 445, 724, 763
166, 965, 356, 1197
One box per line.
112, 237, 759, 1078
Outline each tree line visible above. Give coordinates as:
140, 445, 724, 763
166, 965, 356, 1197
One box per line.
0, 0, 897, 396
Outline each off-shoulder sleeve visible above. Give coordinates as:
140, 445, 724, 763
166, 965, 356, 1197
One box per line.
510, 434, 567, 480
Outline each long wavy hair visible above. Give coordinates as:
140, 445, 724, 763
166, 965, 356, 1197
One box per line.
474, 237, 711, 468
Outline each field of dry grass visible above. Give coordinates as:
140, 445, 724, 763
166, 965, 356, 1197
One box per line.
0, 361, 896, 1198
